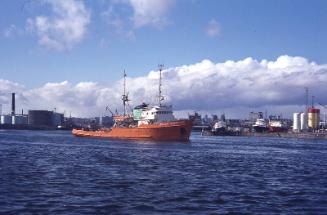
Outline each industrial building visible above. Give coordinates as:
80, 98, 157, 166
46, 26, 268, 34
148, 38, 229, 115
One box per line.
0, 93, 64, 129
292, 89, 324, 132
27, 110, 64, 128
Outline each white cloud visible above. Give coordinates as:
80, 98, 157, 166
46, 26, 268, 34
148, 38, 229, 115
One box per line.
27, 0, 90, 51
206, 19, 221, 38
3, 25, 23, 38
128, 0, 174, 28
1, 56, 326, 118
100, 0, 174, 41
0, 79, 24, 92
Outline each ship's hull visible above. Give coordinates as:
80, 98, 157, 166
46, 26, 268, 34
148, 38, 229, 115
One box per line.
269, 126, 288, 133
253, 125, 269, 133
203, 129, 241, 136
72, 120, 193, 141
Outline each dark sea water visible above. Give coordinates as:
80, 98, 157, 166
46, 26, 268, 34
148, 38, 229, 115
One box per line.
0, 130, 327, 214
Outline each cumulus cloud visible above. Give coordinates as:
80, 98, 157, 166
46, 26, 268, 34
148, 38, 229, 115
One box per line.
100, 0, 174, 41
128, 0, 175, 28
206, 19, 221, 37
0, 56, 326, 118
26, 0, 90, 51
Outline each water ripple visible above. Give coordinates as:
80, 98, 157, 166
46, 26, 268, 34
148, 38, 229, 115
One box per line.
0, 130, 327, 214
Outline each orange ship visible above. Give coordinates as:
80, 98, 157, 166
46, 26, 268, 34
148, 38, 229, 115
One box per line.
72, 119, 192, 141
72, 67, 193, 141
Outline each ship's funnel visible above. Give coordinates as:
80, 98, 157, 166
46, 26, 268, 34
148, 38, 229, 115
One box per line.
11, 93, 15, 116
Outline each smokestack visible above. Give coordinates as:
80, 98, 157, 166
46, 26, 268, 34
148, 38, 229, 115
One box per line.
11, 93, 15, 116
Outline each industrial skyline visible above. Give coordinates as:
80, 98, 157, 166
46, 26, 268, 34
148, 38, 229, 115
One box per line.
0, 0, 327, 118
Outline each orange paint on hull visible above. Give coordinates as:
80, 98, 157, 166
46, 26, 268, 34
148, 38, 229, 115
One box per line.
72, 119, 193, 141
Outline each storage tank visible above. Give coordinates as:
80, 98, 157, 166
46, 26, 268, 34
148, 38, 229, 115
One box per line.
300, 112, 308, 131
293, 113, 300, 132
1, 115, 12, 124
308, 108, 320, 129
28, 110, 53, 127
12, 115, 28, 125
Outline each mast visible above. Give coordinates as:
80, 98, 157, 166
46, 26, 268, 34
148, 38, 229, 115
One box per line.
305, 87, 309, 113
158, 64, 164, 106
122, 70, 128, 116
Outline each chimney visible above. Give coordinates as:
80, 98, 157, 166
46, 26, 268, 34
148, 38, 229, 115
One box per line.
11, 93, 15, 116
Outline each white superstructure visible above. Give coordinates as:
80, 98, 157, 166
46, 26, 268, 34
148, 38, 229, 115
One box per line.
269, 120, 283, 128
213, 121, 227, 130
138, 104, 175, 126
254, 118, 268, 127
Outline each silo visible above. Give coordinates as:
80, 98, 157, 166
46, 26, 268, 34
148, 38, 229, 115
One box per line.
308, 108, 320, 129
293, 113, 300, 132
1, 115, 12, 124
28, 110, 53, 127
300, 112, 308, 131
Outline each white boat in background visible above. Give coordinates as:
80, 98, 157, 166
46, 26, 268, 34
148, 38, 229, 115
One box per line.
253, 118, 269, 133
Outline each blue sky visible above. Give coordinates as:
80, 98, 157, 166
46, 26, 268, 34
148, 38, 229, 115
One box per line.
0, 0, 327, 117
1, 0, 326, 87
